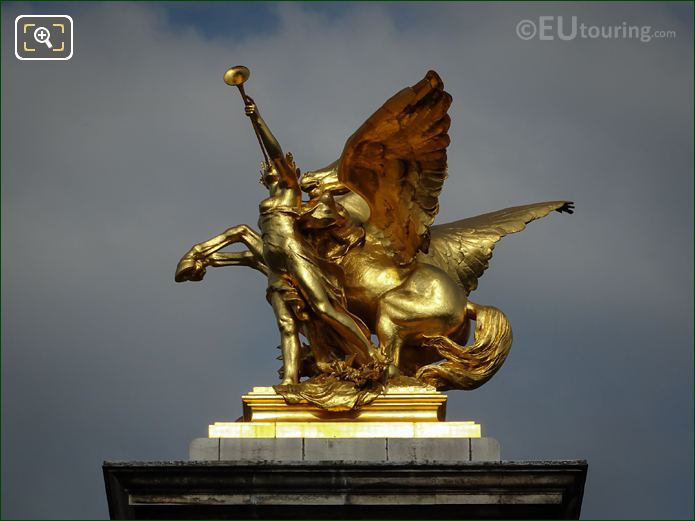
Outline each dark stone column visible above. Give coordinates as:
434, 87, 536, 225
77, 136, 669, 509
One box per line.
103, 460, 587, 519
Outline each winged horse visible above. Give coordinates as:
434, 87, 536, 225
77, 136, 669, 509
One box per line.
176, 71, 573, 392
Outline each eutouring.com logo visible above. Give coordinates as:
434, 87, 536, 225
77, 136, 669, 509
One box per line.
516, 16, 677, 43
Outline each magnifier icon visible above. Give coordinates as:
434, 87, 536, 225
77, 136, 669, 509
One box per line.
33, 26, 53, 49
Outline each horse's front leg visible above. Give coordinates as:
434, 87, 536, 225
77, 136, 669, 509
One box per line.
175, 224, 263, 282
191, 224, 262, 258
208, 251, 269, 275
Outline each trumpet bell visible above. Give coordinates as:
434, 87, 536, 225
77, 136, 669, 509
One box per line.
223, 66, 250, 86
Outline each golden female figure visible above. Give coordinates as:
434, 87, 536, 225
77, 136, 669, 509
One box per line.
248, 101, 375, 381
176, 98, 375, 385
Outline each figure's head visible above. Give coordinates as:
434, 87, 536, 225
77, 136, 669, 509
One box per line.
301, 160, 340, 197
259, 161, 279, 189
259, 153, 300, 189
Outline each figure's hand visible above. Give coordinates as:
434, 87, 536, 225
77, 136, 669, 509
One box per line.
244, 98, 258, 120
175, 251, 207, 282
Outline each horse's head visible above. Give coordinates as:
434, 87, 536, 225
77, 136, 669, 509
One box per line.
300, 160, 340, 197
302, 158, 371, 226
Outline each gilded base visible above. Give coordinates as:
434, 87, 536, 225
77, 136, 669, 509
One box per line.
209, 386, 481, 439
242, 385, 447, 423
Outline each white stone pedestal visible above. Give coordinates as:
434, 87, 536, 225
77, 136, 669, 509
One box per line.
189, 436, 501, 462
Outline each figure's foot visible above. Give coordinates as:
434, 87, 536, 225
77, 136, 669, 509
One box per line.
280, 369, 299, 386
386, 363, 401, 379
370, 349, 388, 365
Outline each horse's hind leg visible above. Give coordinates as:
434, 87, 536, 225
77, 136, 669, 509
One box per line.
376, 310, 405, 377
375, 266, 468, 377
375, 289, 417, 377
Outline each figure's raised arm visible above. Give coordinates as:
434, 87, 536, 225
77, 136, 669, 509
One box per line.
245, 100, 299, 189
245, 100, 283, 160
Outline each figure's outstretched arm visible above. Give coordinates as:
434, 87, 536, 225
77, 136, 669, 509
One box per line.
245, 101, 299, 191
245, 101, 283, 160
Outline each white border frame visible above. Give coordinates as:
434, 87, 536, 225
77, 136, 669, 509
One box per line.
15, 14, 74, 61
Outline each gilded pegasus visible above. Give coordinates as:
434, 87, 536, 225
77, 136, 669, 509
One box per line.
176, 70, 573, 408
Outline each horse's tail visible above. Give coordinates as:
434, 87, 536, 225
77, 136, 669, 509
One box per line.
415, 301, 513, 391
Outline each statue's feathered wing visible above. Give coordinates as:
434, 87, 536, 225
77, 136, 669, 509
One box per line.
338, 70, 451, 263
422, 201, 573, 294
328, 71, 573, 290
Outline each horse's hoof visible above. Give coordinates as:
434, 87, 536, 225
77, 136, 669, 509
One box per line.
175, 255, 206, 282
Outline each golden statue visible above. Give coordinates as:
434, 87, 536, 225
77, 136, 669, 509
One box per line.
176, 67, 573, 411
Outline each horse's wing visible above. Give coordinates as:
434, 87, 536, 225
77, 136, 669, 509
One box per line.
421, 201, 574, 294
337, 71, 451, 264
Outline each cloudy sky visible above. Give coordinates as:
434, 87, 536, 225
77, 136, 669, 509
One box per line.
2, 2, 692, 519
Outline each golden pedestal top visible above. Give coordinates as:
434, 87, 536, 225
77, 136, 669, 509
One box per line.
242, 385, 447, 423
208, 386, 481, 439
